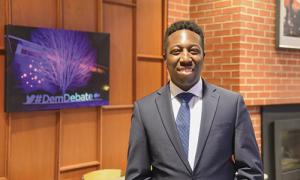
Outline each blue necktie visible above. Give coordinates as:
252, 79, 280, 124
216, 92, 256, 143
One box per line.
176, 92, 194, 159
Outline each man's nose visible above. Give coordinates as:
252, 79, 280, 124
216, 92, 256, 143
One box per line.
180, 49, 191, 62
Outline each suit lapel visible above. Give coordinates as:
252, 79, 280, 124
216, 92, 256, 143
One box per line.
155, 85, 193, 174
194, 81, 219, 169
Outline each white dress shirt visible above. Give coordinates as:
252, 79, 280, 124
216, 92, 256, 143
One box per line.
169, 79, 203, 170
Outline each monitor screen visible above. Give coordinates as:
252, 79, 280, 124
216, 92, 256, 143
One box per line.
5, 25, 109, 112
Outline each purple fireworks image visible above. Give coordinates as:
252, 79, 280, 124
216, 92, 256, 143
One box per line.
14, 28, 97, 94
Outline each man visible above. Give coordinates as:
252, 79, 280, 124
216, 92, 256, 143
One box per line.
126, 21, 263, 180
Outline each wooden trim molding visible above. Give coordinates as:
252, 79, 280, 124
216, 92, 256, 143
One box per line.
101, 105, 133, 110
5, 0, 12, 24
103, 0, 136, 8
7, 113, 11, 180
97, 107, 101, 165
162, 0, 168, 84
0, 177, 8, 180
137, 54, 164, 61
97, 0, 103, 32
56, 0, 64, 28
60, 161, 100, 172
55, 111, 62, 180
0, 49, 4, 55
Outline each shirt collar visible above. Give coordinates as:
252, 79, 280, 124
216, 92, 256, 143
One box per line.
170, 78, 203, 99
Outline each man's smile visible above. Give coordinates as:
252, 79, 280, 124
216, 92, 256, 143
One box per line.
177, 66, 194, 75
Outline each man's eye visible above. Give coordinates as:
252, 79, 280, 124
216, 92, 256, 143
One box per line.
170, 49, 181, 55
190, 49, 200, 55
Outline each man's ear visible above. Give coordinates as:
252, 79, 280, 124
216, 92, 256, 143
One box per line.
163, 53, 166, 61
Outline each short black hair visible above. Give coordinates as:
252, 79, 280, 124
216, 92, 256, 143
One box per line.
163, 20, 205, 56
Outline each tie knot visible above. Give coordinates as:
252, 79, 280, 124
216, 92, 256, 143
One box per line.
177, 93, 194, 103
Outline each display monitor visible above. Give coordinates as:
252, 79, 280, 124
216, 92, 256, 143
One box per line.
5, 25, 109, 112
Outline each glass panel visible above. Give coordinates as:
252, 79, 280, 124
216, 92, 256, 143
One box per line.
281, 129, 300, 172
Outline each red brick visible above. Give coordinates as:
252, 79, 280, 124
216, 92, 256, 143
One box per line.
214, 1, 231, 8
196, 17, 214, 24
213, 72, 231, 78
214, 15, 232, 22
223, 7, 243, 14
247, 8, 259, 15
223, 22, 244, 29
223, 78, 240, 84
223, 50, 241, 57
215, 43, 231, 49
233, 14, 252, 21
259, 10, 270, 17
246, 37, 259, 43
264, 17, 275, 25
253, 30, 264, 37
258, 24, 270, 31
247, 93, 258, 98
266, 4, 275, 10
232, 28, 252, 35
247, 50, 259, 56
254, 2, 266, 9
207, 50, 222, 57
239, 71, 252, 77
190, 6, 197, 12
223, 36, 243, 43
240, 0, 253, 7
205, 65, 222, 71
253, 72, 264, 77
190, 12, 205, 18
206, 37, 221, 44
253, 58, 265, 64
175, 5, 189, 12
247, 79, 258, 84
258, 79, 270, 84
197, 4, 213, 11
206, 24, 222, 31
214, 57, 230, 64
253, 44, 265, 50
245, 22, 258, 29
206, 9, 222, 16
239, 85, 252, 91
214, 30, 231, 36
222, 64, 239, 70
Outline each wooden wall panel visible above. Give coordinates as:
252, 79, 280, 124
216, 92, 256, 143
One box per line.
0, 0, 4, 49
0, 0, 166, 179
0, 112, 6, 177
60, 108, 98, 166
136, 60, 163, 99
11, 0, 56, 27
0, 55, 6, 177
137, 0, 163, 56
103, 3, 133, 105
63, 0, 97, 31
101, 107, 132, 175
9, 112, 57, 180
0, 117, 5, 178
60, 166, 97, 180
0, 2, 6, 176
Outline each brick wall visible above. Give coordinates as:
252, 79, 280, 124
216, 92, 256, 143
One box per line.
248, 106, 261, 152
168, 0, 190, 25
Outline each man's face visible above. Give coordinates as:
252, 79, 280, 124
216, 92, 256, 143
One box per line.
165, 29, 204, 91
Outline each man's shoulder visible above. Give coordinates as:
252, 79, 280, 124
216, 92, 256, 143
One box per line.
135, 84, 168, 105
